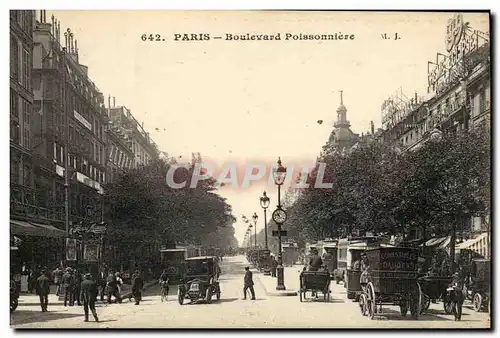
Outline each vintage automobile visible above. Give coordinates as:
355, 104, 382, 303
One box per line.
468, 258, 490, 313
10, 278, 19, 313
178, 256, 221, 305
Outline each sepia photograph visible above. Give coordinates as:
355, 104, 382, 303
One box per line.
8, 8, 491, 329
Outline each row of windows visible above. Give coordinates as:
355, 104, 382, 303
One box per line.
52, 143, 106, 184
10, 10, 34, 36
10, 161, 31, 187
110, 145, 134, 170
10, 90, 31, 149
10, 35, 31, 91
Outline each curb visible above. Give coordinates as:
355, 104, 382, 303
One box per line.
256, 273, 297, 297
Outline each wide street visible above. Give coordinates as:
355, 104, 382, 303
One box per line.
11, 256, 490, 329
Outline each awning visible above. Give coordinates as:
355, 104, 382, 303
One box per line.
456, 233, 488, 250
10, 220, 66, 238
422, 236, 449, 247
30, 222, 66, 238
438, 236, 451, 249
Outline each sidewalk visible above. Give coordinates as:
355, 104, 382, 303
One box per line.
255, 265, 301, 297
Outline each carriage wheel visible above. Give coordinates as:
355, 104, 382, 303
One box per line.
420, 294, 430, 314
367, 282, 376, 320
399, 300, 408, 316
359, 293, 368, 316
410, 283, 421, 320
473, 293, 483, 312
443, 295, 454, 314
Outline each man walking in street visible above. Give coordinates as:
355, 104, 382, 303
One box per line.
36, 269, 50, 312
131, 270, 144, 305
52, 266, 63, 296
80, 273, 99, 322
73, 269, 83, 306
106, 272, 121, 304
243, 266, 256, 300
62, 267, 75, 306
98, 267, 107, 302
271, 257, 278, 277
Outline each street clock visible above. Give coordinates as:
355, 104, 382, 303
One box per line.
272, 208, 287, 224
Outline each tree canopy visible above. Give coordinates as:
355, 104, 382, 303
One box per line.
103, 154, 238, 266
279, 126, 490, 245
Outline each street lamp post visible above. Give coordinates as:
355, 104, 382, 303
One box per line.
252, 212, 258, 249
272, 157, 288, 291
260, 191, 270, 249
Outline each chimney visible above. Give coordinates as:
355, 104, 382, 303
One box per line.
51, 15, 55, 35
371, 121, 375, 135
113, 97, 116, 107
57, 21, 60, 41
108, 95, 111, 109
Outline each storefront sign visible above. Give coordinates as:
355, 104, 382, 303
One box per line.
66, 238, 77, 261
74, 110, 92, 131
428, 14, 488, 93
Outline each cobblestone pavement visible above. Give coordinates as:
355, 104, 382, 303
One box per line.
11, 256, 491, 329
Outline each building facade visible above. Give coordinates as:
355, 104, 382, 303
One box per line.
108, 105, 159, 174
31, 13, 108, 231
10, 10, 35, 212
105, 103, 135, 183
376, 14, 490, 257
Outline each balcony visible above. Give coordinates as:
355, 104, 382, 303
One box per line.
10, 200, 65, 224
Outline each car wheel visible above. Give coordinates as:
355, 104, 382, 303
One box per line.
206, 287, 213, 304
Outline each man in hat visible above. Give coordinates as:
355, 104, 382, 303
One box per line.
131, 270, 144, 305
106, 272, 121, 304
62, 267, 75, 306
80, 273, 99, 322
73, 269, 83, 306
243, 266, 256, 300
36, 269, 50, 312
308, 248, 323, 272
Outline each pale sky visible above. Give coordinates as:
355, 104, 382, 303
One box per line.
45, 11, 489, 245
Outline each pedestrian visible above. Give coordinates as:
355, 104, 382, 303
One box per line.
36, 269, 50, 312
73, 269, 83, 306
98, 268, 107, 301
115, 272, 123, 296
131, 270, 144, 305
106, 273, 121, 304
52, 266, 63, 296
80, 273, 99, 322
271, 257, 278, 277
62, 267, 75, 306
243, 266, 256, 300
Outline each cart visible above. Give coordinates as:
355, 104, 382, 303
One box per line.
358, 247, 421, 320
346, 269, 363, 301
418, 275, 453, 314
468, 259, 490, 312
299, 270, 331, 302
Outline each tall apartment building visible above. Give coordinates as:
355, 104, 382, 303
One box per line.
31, 13, 108, 230
377, 14, 490, 257
107, 104, 159, 177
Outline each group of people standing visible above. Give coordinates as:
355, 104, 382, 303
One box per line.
22, 264, 146, 322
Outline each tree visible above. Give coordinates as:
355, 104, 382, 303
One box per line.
103, 155, 237, 267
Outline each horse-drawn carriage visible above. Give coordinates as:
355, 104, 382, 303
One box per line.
417, 275, 454, 314
358, 247, 421, 320
299, 268, 331, 302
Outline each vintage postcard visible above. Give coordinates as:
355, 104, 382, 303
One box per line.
9, 10, 491, 329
